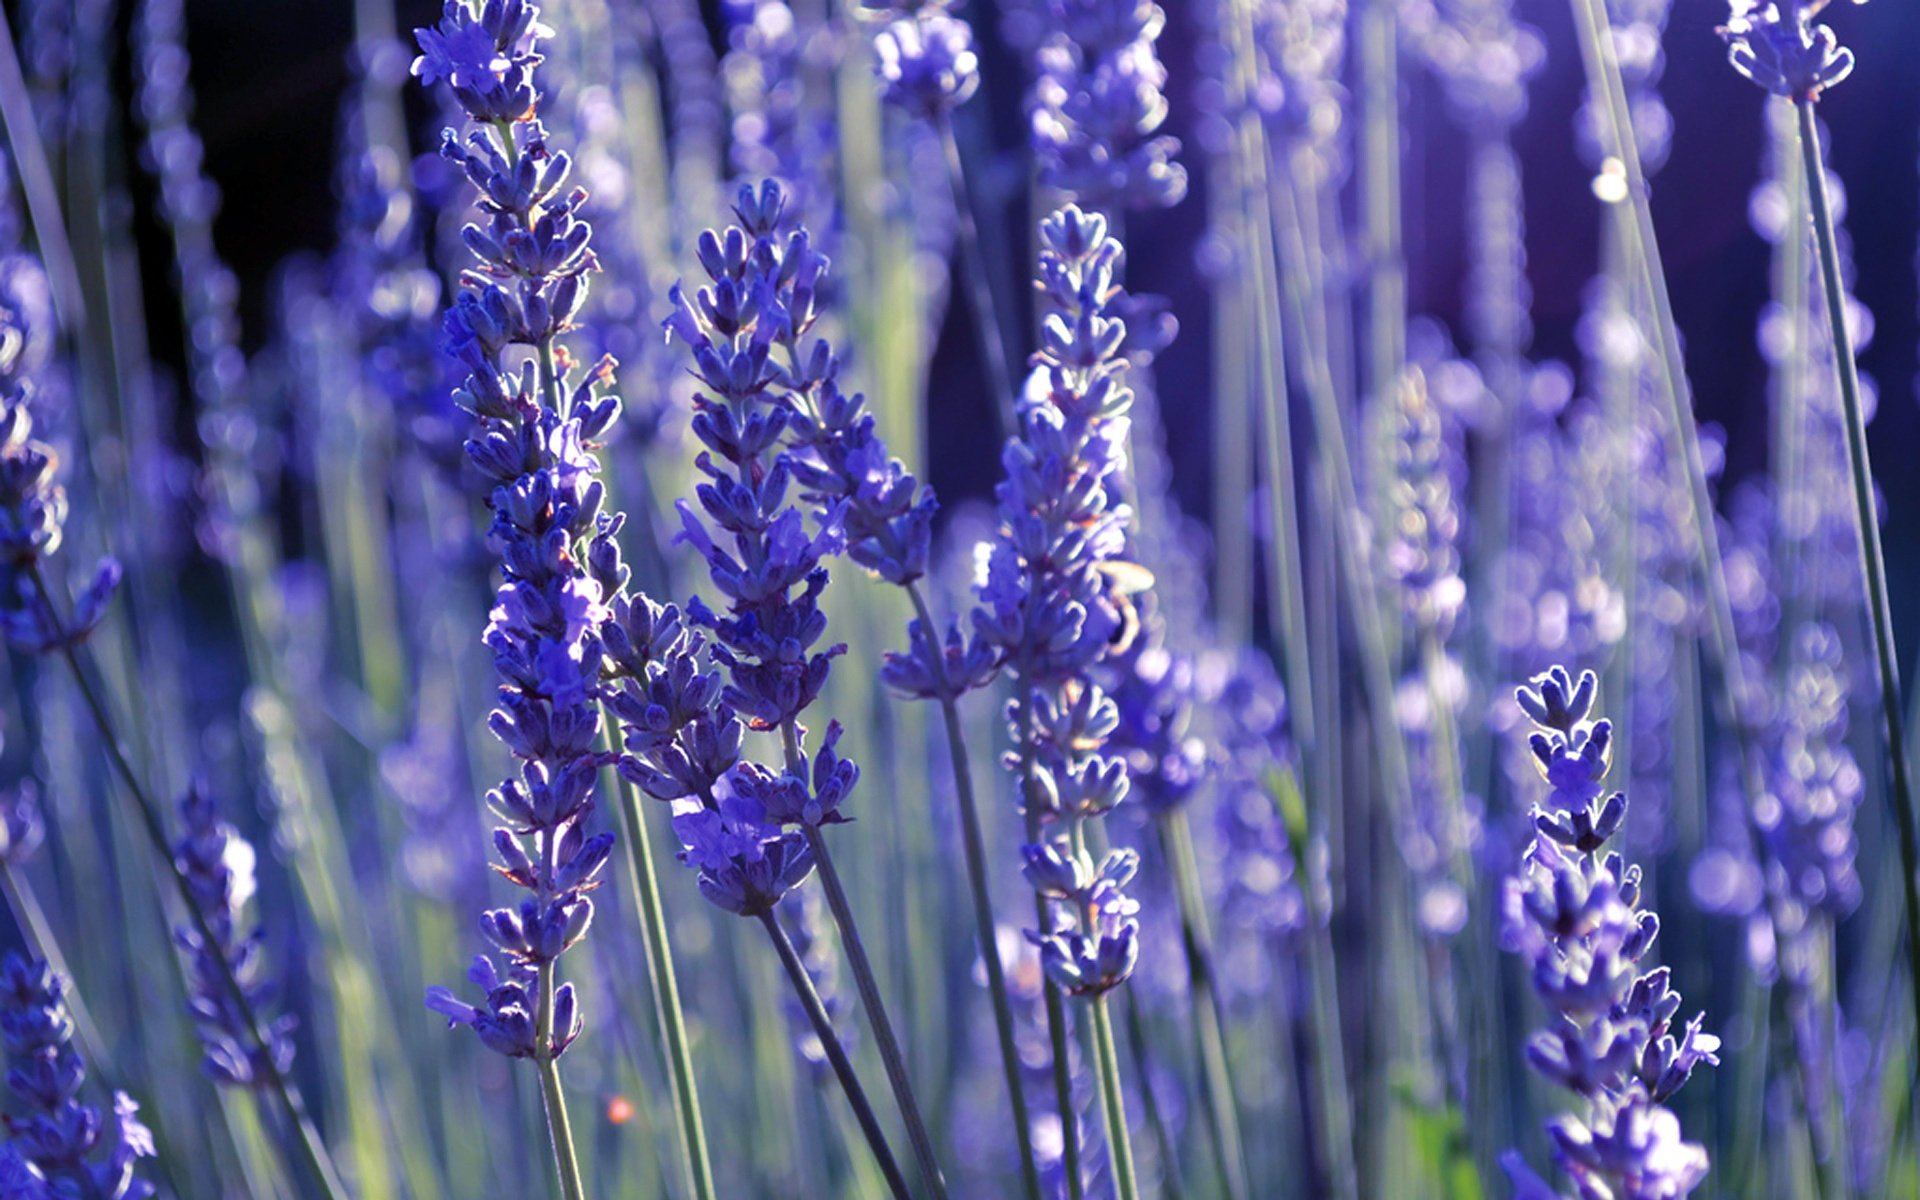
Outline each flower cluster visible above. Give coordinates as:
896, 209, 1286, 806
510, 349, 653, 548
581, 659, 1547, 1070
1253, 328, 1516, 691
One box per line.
975, 205, 1147, 998
1720, 0, 1859, 98
0, 955, 155, 1198
1029, 0, 1186, 212
652, 182, 877, 912
0, 297, 119, 655
0, 781, 41, 868
865, 1, 981, 115
1501, 668, 1718, 1199
1385, 370, 1466, 636
413, 0, 618, 1060
1762, 625, 1862, 917
172, 785, 297, 1089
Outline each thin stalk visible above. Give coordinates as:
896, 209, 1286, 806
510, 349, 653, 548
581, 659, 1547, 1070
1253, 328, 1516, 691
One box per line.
759, 910, 913, 1200
1088, 996, 1139, 1200
1121, 996, 1186, 1200
0, 7, 86, 329
937, 114, 1019, 443
534, 960, 587, 1200
797, 821, 947, 1197
1157, 811, 1249, 1200
598, 708, 718, 1200
1796, 94, 1920, 1107
904, 581, 1041, 1200
25, 567, 351, 1200
1567, 0, 1854, 1173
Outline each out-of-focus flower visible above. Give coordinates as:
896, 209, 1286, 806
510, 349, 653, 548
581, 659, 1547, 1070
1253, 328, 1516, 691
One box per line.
0, 956, 155, 1198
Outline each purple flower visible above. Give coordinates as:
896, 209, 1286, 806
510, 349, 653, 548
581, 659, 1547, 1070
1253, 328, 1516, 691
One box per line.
973, 205, 1153, 999
1721, 0, 1858, 98
0, 956, 155, 1198
872, 12, 980, 114
1028, 0, 1186, 212
1502, 667, 1715, 1197
171, 785, 296, 1090
0, 301, 118, 654
416, 0, 627, 1059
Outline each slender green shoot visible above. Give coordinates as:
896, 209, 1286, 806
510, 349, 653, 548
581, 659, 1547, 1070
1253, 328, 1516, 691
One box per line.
1796, 94, 1920, 1116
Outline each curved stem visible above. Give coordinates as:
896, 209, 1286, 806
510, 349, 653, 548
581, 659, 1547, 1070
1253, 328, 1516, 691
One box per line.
599, 710, 717, 1200
534, 962, 587, 1200
760, 911, 913, 1200
904, 582, 1041, 1200
937, 114, 1019, 444
798, 823, 947, 1198
1796, 94, 1920, 1116
25, 566, 351, 1200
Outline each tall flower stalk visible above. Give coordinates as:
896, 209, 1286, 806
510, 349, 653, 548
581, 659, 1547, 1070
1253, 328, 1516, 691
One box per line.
409, 4, 704, 1195
1722, 0, 1920, 1127
973, 205, 1147, 1200
1501, 668, 1720, 1199
657, 180, 944, 1198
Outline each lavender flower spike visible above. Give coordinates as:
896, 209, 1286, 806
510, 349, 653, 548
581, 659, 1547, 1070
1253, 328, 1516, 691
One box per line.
171, 785, 297, 1089
1502, 667, 1718, 1199
975, 204, 1149, 1199
413, 3, 636, 1194
0, 292, 119, 655
865, 2, 981, 115
1720, 0, 1860, 98
0, 955, 155, 1198
1029, 0, 1187, 212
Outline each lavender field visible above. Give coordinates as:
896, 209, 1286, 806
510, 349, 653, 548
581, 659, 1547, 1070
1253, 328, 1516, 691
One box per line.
0, 0, 1917, 1196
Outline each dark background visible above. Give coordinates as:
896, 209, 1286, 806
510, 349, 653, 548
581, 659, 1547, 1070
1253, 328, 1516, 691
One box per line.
143, 0, 1920, 646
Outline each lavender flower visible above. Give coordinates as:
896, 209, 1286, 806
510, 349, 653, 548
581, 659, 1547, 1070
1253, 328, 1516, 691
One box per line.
0, 956, 155, 1198
169, 785, 296, 1090
975, 204, 1147, 999
0, 298, 119, 655
1721, 0, 1859, 98
0, 782, 41, 868
1029, 0, 1186, 212
865, 2, 981, 115
413, 0, 618, 1061
1502, 668, 1717, 1199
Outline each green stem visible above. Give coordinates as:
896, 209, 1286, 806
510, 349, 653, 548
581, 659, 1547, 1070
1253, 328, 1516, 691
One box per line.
1121, 995, 1186, 1200
904, 582, 1041, 1200
26, 567, 352, 1200
1089, 995, 1139, 1200
534, 961, 587, 1200
937, 114, 1019, 444
599, 707, 718, 1200
1796, 93, 1920, 1116
759, 911, 913, 1200
1158, 812, 1249, 1200
798, 821, 947, 1197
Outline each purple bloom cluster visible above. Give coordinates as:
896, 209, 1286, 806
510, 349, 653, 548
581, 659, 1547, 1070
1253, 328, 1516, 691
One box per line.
866, 1, 981, 115
0, 956, 155, 1198
413, 0, 619, 1061
1501, 668, 1718, 1199
1721, 0, 1858, 98
1385, 372, 1466, 635
1029, 0, 1187, 212
651, 181, 880, 911
1762, 625, 1862, 916
0, 298, 119, 655
976, 205, 1147, 998
171, 785, 296, 1090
